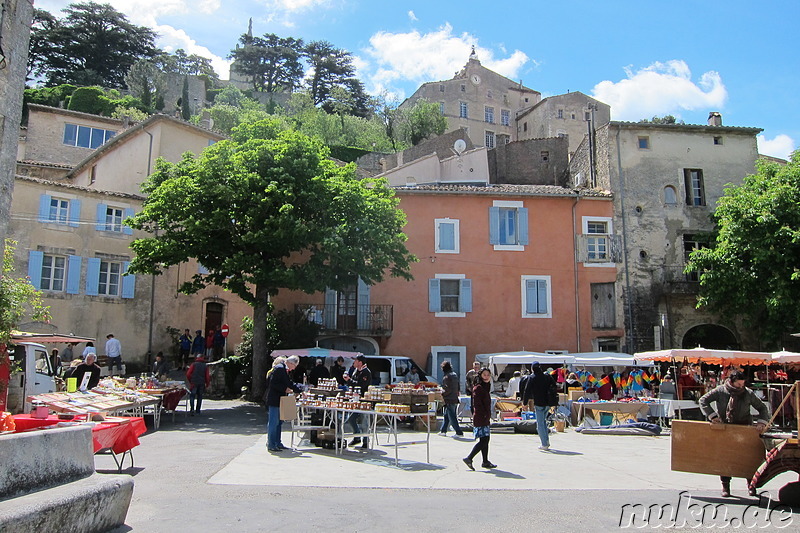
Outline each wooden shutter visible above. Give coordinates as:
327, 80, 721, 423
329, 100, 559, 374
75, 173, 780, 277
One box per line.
459, 279, 472, 312
123, 207, 135, 235
323, 288, 337, 328
95, 203, 107, 231
591, 282, 616, 328
517, 208, 529, 245
356, 277, 370, 329
68, 199, 81, 227
488, 207, 500, 244
85, 258, 101, 296
66, 255, 82, 294
27, 250, 44, 289
38, 194, 51, 223
121, 261, 136, 299
428, 279, 441, 312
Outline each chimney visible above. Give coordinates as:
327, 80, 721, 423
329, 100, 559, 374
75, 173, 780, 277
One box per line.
708, 112, 722, 127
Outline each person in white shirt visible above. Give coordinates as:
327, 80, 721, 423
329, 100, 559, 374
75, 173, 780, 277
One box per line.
105, 334, 123, 374
506, 371, 522, 398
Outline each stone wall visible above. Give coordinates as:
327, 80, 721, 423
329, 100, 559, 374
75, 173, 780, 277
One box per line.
488, 137, 569, 186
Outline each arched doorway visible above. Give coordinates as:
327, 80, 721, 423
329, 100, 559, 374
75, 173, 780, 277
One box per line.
204, 302, 224, 339
682, 324, 739, 350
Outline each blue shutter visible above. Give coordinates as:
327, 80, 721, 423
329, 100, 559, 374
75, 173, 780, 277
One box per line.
28, 251, 44, 289
66, 255, 82, 294
123, 207, 135, 235
517, 207, 529, 245
439, 222, 455, 251
356, 277, 370, 329
459, 279, 473, 312
85, 258, 101, 296
428, 279, 441, 312
525, 279, 537, 314
96, 204, 107, 231
489, 207, 500, 244
68, 199, 81, 228
537, 279, 548, 314
38, 194, 52, 223
323, 288, 337, 328
121, 261, 135, 299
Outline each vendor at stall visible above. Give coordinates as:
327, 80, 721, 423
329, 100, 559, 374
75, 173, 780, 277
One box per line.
343, 355, 372, 449
71, 354, 102, 390
698, 370, 770, 498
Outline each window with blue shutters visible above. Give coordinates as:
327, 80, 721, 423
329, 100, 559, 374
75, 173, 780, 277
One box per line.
434, 218, 459, 253
86, 258, 133, 298
96, 203, 134, 233
429, 275, 472, 317
38, 194, 81, 227
28, 251, 82, 294
521, 275, 551, 318
489, 201, 528, 250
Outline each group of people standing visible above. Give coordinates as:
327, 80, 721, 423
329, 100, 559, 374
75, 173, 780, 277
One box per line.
178, 328, 226, 369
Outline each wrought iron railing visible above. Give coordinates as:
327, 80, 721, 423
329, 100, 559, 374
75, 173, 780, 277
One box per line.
295, 304, 393, 336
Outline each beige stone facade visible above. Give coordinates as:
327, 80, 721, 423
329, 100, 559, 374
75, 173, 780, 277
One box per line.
571, 119, 763, 352
400, 56, 540, 148
9, 109, 252, 366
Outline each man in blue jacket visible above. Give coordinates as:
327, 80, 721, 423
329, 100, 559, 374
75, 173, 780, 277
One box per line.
266, 355, 302, 451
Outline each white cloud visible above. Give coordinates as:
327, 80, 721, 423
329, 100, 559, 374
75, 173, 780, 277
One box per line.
757, 134, 796, 160
267, 0, 330, 11
156, 25, 232, 80
408, 11, 418, 22
591, 60, 728, 122
364, 23, 530, 91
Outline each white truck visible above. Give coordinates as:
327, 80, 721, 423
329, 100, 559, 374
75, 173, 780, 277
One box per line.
5, 341, 58, 414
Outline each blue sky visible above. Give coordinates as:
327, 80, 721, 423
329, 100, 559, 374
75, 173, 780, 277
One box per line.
37, 0, 799, 159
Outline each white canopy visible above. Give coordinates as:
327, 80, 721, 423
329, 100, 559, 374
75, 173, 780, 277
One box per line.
475, 350, 550, 365
571, 352, 654, 367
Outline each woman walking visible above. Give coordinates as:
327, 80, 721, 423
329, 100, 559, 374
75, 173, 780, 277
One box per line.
463, 367, 496, 470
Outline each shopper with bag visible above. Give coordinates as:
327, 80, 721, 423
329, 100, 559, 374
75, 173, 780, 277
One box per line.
266, 355, 302, 452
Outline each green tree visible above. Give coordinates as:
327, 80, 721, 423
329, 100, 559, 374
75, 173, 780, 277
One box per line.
127, 119, 415, 400
125, 58, 166, 110
401, 99, 447, 146
29, 1, 157, 88
180, 76, 191, 120
229, 33, 305, 93
0, 240, 51, 345
638, 115, 685, 125
687, 153, 800, 344
304, 40, 356, 106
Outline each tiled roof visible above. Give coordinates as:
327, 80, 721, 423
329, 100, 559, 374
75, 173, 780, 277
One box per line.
15, 174, 146, 201
610, 121, 762, 134
392, 183, 612, 198
17, 160, 74, 169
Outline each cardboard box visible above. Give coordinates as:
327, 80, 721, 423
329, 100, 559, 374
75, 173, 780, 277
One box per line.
671, 420, 766, 479
413, 415, 435, 432
569, 390, 585, 402
391, 392, 412, 404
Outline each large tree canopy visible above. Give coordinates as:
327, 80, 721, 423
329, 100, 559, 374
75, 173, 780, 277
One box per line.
688, 153, 800, 344
29, 1, 156, 87
127, 119, 415, 399
229, 33, 305, 93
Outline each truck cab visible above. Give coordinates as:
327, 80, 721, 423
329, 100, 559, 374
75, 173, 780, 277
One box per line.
6, 342, 58, 413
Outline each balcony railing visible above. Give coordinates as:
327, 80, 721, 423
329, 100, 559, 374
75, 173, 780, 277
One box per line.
663, 265, 700, 294
295, 304, 393, 336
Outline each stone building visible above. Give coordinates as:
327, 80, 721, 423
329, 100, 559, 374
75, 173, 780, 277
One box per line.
9, 108, 253, 365
400, 52, 540, 149
570, 114, 763, 353
0, 0, 34, 247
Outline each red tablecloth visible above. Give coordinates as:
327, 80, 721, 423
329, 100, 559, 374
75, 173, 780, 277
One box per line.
161, 388, 187, 411
13, 415, 147, 454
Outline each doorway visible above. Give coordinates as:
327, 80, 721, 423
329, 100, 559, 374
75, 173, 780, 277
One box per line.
431, 345, 467, 391
204, 302, 224, 338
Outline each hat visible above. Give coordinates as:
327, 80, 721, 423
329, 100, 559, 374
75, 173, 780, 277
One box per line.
356, 354, 367, 363
195, 354, 205, 360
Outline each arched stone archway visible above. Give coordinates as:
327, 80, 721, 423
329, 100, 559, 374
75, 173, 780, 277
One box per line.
681, 324, 739, 350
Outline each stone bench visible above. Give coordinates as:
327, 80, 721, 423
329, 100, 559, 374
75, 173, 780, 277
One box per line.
0, 425, 134, 533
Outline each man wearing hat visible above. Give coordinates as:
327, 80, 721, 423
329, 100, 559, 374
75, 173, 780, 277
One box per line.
343, 355, 372, 448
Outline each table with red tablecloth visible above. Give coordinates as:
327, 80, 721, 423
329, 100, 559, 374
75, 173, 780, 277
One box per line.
12, 414, 147, 454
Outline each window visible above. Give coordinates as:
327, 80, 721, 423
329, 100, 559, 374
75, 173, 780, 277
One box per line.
521, 276, 551, 318
684, 234, 706, 282
429, 275, 471, 316
85, 258, 135, 298
638, 136, 650, 149
40, 255, 66, 291
96, 204, 134, 234
435, 219, 459, 253
523, 122, 528, 132
38, 194, 80, 227
439, 84, 445, 92
557, 109, 563, 119
489, 201, 528, 250
439, 102, 445, 115
484, 106, 494, 123
485, 131, 495, 149
664, 186, 677, 205
98, 260, 121, 296
27, 251, 82, 294
460, 84, 466, 92
571, 113, 576, 120
501, 109, 510, 126
541, 151, 549, 162
713, 136, 723, 145
684, 169, 705, 206
63, 123, 116, 149
487, 90, 493, 99
581, 216, 614, 265
459, 102, 468, 118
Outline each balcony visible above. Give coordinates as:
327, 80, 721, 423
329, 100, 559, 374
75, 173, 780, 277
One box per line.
663, 266, 700, 294
295, 304, 393, 337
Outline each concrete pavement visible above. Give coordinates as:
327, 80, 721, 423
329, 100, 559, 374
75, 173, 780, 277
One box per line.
108, 400, 798, 532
